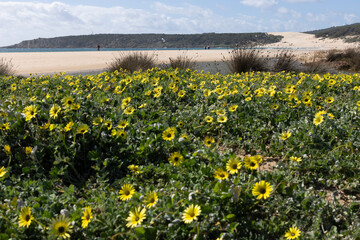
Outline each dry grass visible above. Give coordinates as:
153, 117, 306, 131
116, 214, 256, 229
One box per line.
107, 52, 157, 73
225, 48, 268, 73
0, 58, 15, 76
272, 50, 299, 72
325, 48, 360, 71
168, 55, 196, 70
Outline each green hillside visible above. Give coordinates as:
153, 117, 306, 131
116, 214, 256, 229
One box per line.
306, 23, 360, 42
4, 33, 282, 48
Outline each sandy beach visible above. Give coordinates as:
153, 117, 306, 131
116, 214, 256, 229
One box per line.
1, 32, 359, 75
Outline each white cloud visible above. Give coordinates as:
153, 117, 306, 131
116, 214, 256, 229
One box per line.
277, 7, 302, 18
283, 0, 321, 2
0, 1, 268, 46
240, 0, 278, 8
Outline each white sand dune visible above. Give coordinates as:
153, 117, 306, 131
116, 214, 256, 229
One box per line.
1, 32, 358, 75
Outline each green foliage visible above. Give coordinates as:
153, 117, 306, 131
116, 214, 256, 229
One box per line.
306, 23, 360, 42
5, 33, 283, 49
0, 69, 360, 239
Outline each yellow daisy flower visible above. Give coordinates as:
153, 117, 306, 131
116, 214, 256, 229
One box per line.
18, 206, 34, 228
0, 166, 7, 177
4, 145, 11, 155
49, 215, 73, 239
204, 136, 215, 147
49, 104, 61, 119
205, 116, 213, 123
289, 156, 302, 162
313, 115, 324, 126
162, 127, 176, 141
76, 124, 89, 135
119, 184, 136, 201
143, 191, 158, 208
168, 152, 183, 166
284, 226, 301, 239
64, 122, 74, 132
252, 181, 273, 200
182, 204, 201, 224
243, 156, 259, 170
217, 115, 228, 123
25, 146, 32, 155
279, 131, 292, 141
81, 206, 93, 229
226, 158, 241, 174
214, 168, 229, 180
126, 207, 146, 228
124, 106, 135, 115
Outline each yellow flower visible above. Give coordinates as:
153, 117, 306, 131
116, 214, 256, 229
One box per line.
204, 136, 215, 147
229, 104, 238, 112
217, 115, 227, 123
62, 96, 74, 108
126, 207, 146, 228
243, 156, 259, 170
182, 204, 201, 224
143, 191, 158, 208
279, 131, 292, 141
93, 117, 103, 126
284, 226, 301, 239
122, 97, 131, 106
0, 123, 10, 131
70, 103, 80, 110
49, 215, 73, 239
357, 100, 360, 107
289, 156, 302, 162
18, 206, 34, 228
245, 97, 252, 102
117, 120, 129, 129
0, 166, 7, 177
124, 106, 135, 115
325, 96, 334, 104
76, 124, 89, 135
128, 164, 142, 174
168, 152, 183, 166
252, 181, 273, 200
328, 113, 335, 119
23, 105, 37, 121
214, 168, 229, 180
216, 108, 226, 115
271, 104, 279, 110
25, 146, 32, 155
81, 206, 93, 229
205, 116, 213, 123
4, 145, 11, 155
178, 90, 186, 98
49, 104, 61, 119
162, 127, 176, 141
226, 158, 241, 174
118, 130, 127, 139
313, 115, 324, 126
11, 83, 16, 91
64, 122, 74, 132
103, 120, 112, 130
119, 184, 136, 201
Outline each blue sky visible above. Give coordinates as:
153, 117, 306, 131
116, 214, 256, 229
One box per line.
0, 0, 359, 46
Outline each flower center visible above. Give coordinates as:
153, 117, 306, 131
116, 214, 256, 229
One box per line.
25, 215, 31, 221
58, 226, 65, 233
259, 187, 266, 194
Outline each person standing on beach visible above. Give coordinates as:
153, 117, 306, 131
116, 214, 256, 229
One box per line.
97, 44, 101, 51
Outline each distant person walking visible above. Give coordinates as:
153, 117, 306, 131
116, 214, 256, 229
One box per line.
97, 44, 101, 51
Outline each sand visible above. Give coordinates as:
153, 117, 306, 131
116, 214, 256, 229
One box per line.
1, 32, 359, 75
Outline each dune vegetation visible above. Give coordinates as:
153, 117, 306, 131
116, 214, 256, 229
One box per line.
1, 68, 360, 239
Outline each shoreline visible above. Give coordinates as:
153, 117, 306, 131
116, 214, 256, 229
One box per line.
1, 32, 358, 75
